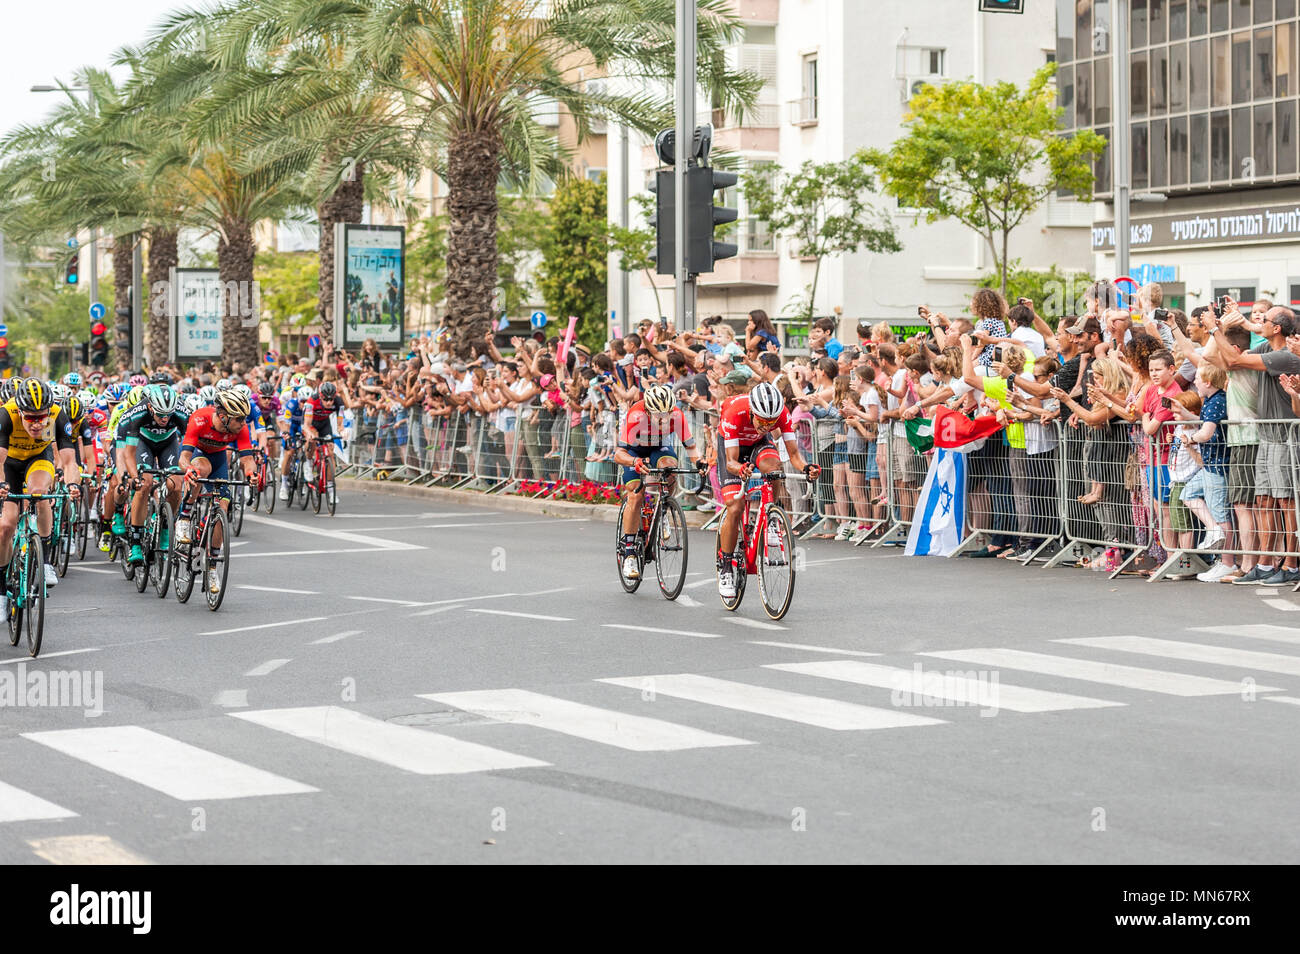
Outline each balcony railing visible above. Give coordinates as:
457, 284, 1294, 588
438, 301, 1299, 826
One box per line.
789, 97, 818, 126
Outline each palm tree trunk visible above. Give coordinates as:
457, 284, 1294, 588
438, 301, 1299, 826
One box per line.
146, 227, 178, 368
445, 130, 501, 359
218, 218, 258, 368
112, 235, 135, 372
317, 159, 366, 336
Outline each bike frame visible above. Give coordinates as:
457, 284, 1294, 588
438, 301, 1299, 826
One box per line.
737, 476, 775, 576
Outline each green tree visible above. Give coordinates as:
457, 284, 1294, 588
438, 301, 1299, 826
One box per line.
743, 155, 901, 321
255, 249, 320, 352
538, 177, 608, 353
496, 193, 551, 320
608, 193, 662, 319
407, 215, 448, 325
977, 262, 1095, 321
871, 64, 1106, 299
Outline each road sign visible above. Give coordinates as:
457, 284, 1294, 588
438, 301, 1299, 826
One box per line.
88, 302, 106, 320
530, 311, 547, 330
308, 334, 322, 348
0, 323, 7, 337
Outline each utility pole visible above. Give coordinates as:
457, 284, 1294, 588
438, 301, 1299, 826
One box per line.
674, 0, 697, 331
1111, 0, 1131, 287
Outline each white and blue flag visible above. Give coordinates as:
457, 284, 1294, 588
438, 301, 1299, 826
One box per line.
905, 448, 966, 557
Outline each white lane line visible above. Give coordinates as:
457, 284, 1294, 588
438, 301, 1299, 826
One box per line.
768, 661, 1122, 713
239, 585, 318, 595
674, 594, 703, 608
23, 726, 316, 800
749, 640, 880, 657
602, 624, 726, 639
683, 578, 716, 589
200, 616, 329, 637
1266, 696, 1300, 706
466, 609, 573, 622
0, 648, 100, 666
801, 556, 866, 567
346, 596, 425, 607
0, 781, 77, 823
922, 648, 1275, 696
1263, 599, 1300, 611
420, 689, 752, 751
342, 519, 568, 532
600, 674, 944, 731
244, 659, 291, 677
213, 689, 249, 708
723, 618, 787, 631
407, 605, 466, 618
240, 512, 423, 550
232, 706, 546, 774
234, 547, 420, 559
66, 565, 120, 575
329, 511, 501, 519
515, 586, 575, 598
28, 835, 151, 865
1059, 636, 1300, 677
1191, 624, 1300, 645
310, 630, 361, 645
229, 541, 250, 548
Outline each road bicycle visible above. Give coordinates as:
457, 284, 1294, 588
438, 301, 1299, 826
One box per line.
226, 448, 247, 537
282, 434, 309, 510
71, 470, 96, 562
4, 489, 70, 657
615, 466, 690, 600
172, 476, 240, 612
131, 466, 178, 598
248, 449, 277, 514
717, 470, 796, 621
303, 438, 337, 516
48, 471, 75, 579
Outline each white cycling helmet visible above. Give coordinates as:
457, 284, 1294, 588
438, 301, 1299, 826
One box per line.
748, 381, 784, 420
297, 386, 315, 402
198, 385, 217, 406
50, 383, 70, 406
182, 393, 203, 415
643, 384, 675, 414
76, 388, 96, 408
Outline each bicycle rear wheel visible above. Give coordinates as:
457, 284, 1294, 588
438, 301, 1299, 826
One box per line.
54, 497, 72, 577
6, 550, 21, 646
150, 500, 173, 598
326, 476, 336, 516
654, 497, 689, 600
757, 506, 796, 620
75, 488, 90, 561
204, 507, 230, 611
230, 472, 246, 537
297, 463, 311, 510
715, 520, 747, 612
23, 534, 45, 657
614, 496, 644, 593
173, 506, 197, 605
310, 475, 321, 513
265, 459, 278, 514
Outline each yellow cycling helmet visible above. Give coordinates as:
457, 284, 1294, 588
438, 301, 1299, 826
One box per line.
62, 395, 82, 422
125, 385, 146, 408
15, 378, 54, 414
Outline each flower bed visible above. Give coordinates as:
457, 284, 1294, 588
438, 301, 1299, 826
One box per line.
513, 478, 621, 504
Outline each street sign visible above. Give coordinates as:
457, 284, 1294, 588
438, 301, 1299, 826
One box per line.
0, 323, 7, 337
308, 334, 322, 348
88, 302, 106, 321
530, 311, 547, 330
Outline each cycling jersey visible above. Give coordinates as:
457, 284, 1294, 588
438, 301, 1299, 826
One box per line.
303, 398, 339, 430
618, 401, 695, 449
117, 404, 189, 448
0, 401, 76, 460
182, 407, 255, 458
718, 394, 795, 448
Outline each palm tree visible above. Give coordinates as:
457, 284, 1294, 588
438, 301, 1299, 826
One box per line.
195, 0, 759, 355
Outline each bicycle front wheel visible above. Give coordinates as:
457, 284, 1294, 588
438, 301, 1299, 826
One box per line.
75, 489, 90, 561
230, 474, 246, 537
149, 500, 173, 599
757, 506, 796, 621
23, 534, 45, 657
54, 497, 72, 577
204, 507, 231, 612
6, 551, 21, 646
265, 460, 278, 514
654, 497, 689, 600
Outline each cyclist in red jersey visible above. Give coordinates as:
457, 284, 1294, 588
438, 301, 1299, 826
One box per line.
716, 381, 818, 598
611, 384, 705, 579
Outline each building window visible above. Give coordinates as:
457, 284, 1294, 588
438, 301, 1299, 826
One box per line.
801, 54, 818, 121
1077, 59, 1093, 126
1151, 46, 1168, 113
1171, 0, 1188, 41
1151, 117, 1169, 186
1191, 111, 1210, 180
585, 167, 606, 183
1133, 121, 1150, 189
1210, 109, 1230, 178
1133, 0, 1149, 49
1254, 27, 1274, 100
1132, 52, 1148, 117
1169, 42, 1187, 110
1254, 104, 1274, 177
1190, 38, 1208, 108
1277, 21, 1294, 96
1094, 126, 1112, 192
1150, 0, 1167, 46
1211, 34, 1230, 106
1096, 58, 1111, 123
1170, 114, 1190, 184
1231, 30, 1251, 103
1232, 105, 1251, 179
1190, 0, 1209, 36
1278, 99, 1297, 175
1212, 282, 1256, 305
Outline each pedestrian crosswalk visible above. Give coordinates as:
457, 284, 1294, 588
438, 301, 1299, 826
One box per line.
5, 625, 1300, 833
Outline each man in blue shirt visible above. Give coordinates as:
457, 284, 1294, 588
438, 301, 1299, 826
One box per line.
809, 316, 843, 360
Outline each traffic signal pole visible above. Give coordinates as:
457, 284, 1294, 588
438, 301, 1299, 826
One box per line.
674, 0, 696, 332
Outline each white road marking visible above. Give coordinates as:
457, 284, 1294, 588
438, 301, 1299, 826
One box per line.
342, 519, 569, 532
239, 585, 318, 595
329, 511, 500, 519
310, 630, 360, 644
213, 689, 249, 708
723, 618, 787, 631
602, 624, 726, 639
674, 594, 703, 608
600, 674, 944, 730
244, 659, 291, 677
1190, 624, 1300, 645
240, 512, 423, 550
346, 596, 425, 607
1265, 696, 1300, 706
466, 609, 573, 622
801, 556, 866, 567
200, 616, 329, 637
1060, 635, 1300, 677
234, 546, 420, 559
420, 689, 753, 751
23, 726, 316, 800
0, 781, 77, 823
407, 605, 466, 617
0, 648, 100, 665
66, 565, 120, 575
683, 578, 716, 589
749, 640, 880, 657
922, 648, 1274, 696
515, 586, 575, 598
232, 706, 546, 774
28, 835, 151, 865
1263, 598, 1300, 611
768, 660, 1122, 713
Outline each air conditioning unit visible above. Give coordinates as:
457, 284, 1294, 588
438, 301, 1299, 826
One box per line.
900, 77, 932, 104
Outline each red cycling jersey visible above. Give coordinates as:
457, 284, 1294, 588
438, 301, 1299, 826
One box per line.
618, 401, 694, 448
182, 406, 255, 457
718, 394, 795, 449
303, 398, 339, 429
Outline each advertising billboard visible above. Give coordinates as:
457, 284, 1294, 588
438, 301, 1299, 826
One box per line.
333, 223, 405, 348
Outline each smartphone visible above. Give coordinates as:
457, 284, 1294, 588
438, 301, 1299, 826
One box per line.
1160, 396, 1173, 410
992, 346, 1005, 363
1153, 307, 1170, 322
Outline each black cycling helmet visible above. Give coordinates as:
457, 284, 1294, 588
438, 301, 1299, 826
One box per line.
318, 381, 338, 401
258, 380, 275, 397
176, 379, 198, 395
149, 370, 174, 385
14, 378, 54, 415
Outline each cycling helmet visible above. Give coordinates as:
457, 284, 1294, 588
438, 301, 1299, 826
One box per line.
290, 373, 306, 388
50, 383, 70, 406
176, 379, 197, 395
296, 386, 315, 402
14, 378, 53, 414
215, 388, 251, 419
215, 379, 234, 391
62, 371, 82, 388
257, 380, 275, 397
643, 384, 674, 414
128, 372, 148, 387
237, 384, 253, 402
105, 382, 130, 404
125, 385, 146, 409
748, 381, 784, 420
198, 385, 217, 406
145, 384, 178, 417
0, 379, 15, 402
182, 393, 202, 415
76, 388, 96, 408
61, 394, 82, 422
318, 381, 338, 402
149, 370, 173, 385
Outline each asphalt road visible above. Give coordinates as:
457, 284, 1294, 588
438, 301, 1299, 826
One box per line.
2, 487, 1298, 864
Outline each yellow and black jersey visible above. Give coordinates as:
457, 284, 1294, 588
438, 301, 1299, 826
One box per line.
0, 400, 77, 460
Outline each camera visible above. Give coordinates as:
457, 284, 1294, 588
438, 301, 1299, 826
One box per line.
992, 346, 1005, 363
1152, 307, 1170, 322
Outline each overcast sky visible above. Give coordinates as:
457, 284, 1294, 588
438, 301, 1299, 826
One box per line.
0, 0, 194, 137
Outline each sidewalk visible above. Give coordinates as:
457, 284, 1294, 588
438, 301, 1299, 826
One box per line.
335, 478, 715, 528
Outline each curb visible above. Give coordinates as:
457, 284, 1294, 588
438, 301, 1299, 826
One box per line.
335, 478, 715, 528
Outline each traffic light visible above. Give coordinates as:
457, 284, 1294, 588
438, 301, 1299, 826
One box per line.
684, 165, 738, 274
90, 319, 109, 367
114, 286, 133, 352
649, 170, 675, 276
64, 252, 79, 285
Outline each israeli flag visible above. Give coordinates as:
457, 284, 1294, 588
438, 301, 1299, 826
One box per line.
905, 448, 966, 557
